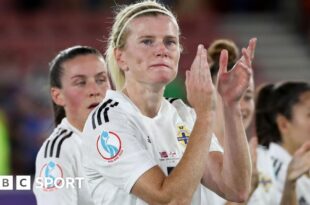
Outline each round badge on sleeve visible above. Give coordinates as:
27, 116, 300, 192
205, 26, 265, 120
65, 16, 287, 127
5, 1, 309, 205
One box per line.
96, 130, 123, 162
39, 161, 63, 191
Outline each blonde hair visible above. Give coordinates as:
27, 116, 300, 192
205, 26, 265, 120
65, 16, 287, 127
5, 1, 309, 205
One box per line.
105, 0, 179, 90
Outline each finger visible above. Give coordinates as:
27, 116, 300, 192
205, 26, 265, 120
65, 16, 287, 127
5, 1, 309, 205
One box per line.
247, 38, 257, 60
242, 48, 251, 67
232, 61, 252, 80
192, 44, 203, 78
219, 49, 228, 74
201, 48, 211, 80
191, 44, 203, 71
216, 49, 228, 87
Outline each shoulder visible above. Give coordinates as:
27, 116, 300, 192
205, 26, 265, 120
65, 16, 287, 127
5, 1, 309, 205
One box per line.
37, 126, 78, 162
87, 95, 138, 132
164, 97, 191, 112
34, 125, 82, 183
256, 145, 272, 168
165, 97, 188, 107
164, 97, 196, 126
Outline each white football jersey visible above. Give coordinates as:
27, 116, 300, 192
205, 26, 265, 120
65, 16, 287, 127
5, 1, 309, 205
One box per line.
82, 90, 223, 205
268, 143, 310, 205
246, 145, 279, 205
33, 118, 95, 205
205, 145, 278, 205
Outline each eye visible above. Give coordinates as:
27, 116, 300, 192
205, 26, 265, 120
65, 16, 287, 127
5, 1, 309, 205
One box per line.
164, 39, 177, 47
141, 39, 154, 46
73, 80, 86, 86
96, 76, 107, 84
243, 94, 254, 101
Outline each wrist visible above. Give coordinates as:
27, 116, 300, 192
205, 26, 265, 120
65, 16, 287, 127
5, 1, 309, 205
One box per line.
195, 109, 215, 121
222, 102, 242, 117
284, 178, 297, 189
222, 99, 240, 108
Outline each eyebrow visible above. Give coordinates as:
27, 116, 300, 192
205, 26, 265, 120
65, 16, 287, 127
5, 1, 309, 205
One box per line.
70, 71, 107, 80
71, 75, 85, 80
95, 71, 107, 77
138, 35, 178, 39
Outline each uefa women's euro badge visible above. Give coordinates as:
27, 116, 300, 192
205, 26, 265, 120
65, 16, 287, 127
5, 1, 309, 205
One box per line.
97, 130, 123, 162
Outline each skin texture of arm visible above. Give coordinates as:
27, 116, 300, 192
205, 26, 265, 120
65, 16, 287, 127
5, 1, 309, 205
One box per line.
201, 38, 257, 202
224, 137, 259, 205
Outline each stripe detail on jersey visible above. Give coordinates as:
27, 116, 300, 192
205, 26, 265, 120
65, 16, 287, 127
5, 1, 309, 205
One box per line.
97, 99, 113, 125
92, 99, 119, 129
92, 99, 112, 129
44, 140, 50, 158
49, 129, 67, 157
271, 157, 283, 178
165, 97, 178, 104
103, 102, 119, 123
55, 131, 73, 158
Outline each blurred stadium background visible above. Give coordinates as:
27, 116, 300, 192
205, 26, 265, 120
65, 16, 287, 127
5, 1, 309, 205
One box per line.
0, 0, 310, 204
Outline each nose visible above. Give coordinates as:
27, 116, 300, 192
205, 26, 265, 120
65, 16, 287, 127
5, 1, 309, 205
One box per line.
240, 99, 247, 111
88, 82, 101, 97
155, 41, 168, 57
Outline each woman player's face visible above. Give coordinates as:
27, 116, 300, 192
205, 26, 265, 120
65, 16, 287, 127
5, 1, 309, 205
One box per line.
286, 91, 310, 147
57, 54, 110, 127
118, 14, 181, 87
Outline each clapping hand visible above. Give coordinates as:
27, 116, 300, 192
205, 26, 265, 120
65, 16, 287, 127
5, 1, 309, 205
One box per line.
217, 38, 257, 106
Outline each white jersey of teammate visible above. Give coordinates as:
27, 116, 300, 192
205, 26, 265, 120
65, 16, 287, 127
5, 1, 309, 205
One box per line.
207, 145, 278, 205
268, 143, 310, 205
82, 90, 223, 205
33, 118, 95, 205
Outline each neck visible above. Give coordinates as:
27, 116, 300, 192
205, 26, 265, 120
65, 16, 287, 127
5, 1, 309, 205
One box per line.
67, 116, 84, 132
281, 135, 297, 156
123, 82, 164, 118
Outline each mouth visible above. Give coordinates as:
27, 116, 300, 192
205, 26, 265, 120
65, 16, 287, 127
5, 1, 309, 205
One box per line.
88, 103, 100, 109
150, 64, 170, 69
241, 111, 247, 120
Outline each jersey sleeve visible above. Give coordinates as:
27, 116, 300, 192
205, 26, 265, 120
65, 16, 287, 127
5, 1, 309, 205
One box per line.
83, 109, 157, 194
33, 137, 81, 205
168, 98, 196, 127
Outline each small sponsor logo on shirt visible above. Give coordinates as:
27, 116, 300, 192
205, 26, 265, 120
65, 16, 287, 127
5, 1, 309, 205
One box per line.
159, 151, 168, 158
96, 130, 123, 162
159, 151, 180, 161
176, 124, 190, 145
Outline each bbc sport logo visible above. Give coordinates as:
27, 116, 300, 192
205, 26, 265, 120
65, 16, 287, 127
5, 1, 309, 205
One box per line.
0, 175, 84, 191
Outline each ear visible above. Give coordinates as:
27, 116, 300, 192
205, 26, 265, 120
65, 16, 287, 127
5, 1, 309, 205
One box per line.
276, 114, 289, 135
51, 87, 65, 107
114, 48, 128, 71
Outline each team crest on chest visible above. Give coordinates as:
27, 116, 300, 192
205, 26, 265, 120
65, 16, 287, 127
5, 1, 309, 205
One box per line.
258, 172, 272, 192
176, 124, 191, 145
